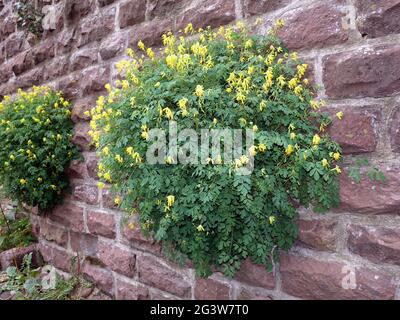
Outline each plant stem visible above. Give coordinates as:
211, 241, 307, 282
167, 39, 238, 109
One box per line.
0, 202, 20, 270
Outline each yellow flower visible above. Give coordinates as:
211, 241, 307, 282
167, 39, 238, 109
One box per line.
163, 107, 174, 120
333, 165, 342, 174
20, 179, 27, 185
141, 131, 149, 140
195, 85, 204, 97
138, 40, 145, 51
178, 98, 188, 109
285, 144, 294, 156
184, 23, 193, 34
37, 177, 43, 183
165, 156, 174, 164
258, 143, 267, 152
126, 147, 134, 155
249, 146, 257, 156
240, 155, 249, 164
290, 132, 296, 140
336, 111, 344, 120
213, 118, 218, 125
98, 182, 105, 189
115, 154, 124, 163
332, 152, 341, 161
196, 224, 205, 232
321, 158, 329, 167
252, 125, 258, 132
166, 195, 175, 207
114, 196, 122, 205
146, 48, 155, 59
275, 19, 285, 28
9, 155, 15, 161
244, 39, 253, 49
312, 134, 321, 146
269, 216, 276, 225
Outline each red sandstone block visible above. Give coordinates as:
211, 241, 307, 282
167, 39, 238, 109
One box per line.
355, 0, 400, 38
147, 0, 189, 20
87, 210, 116, 239
70, 231, 98, 257
280, 252, 396, 300
237, 287, 274, 300
194, 277, 230, 300
326, 105, 380, 154
99, 33, 127, 60
118, 0, 146, 29
323, 44, 400, 99
80, 66, 110, 95
98, 240, 136, 277
50, 203, 85, 232
115, 279, 149, 300
85, 153, 99, 179
82, 262, 114, 295
234, 258, 276, 290
69, 44, 98, 72
137, 255, 191, 298
243, 0, 289, 17
71, 97, 94, 123
175, 0, 235, 31
73, 184, 99, 205
38, 242, 75, 273
338, 164, 400, 215
276, 2, 348, 51
297, 218, 338, 252
72, 121, 93, 151
44, 56, 70, 82
347, 224, 400, 266
391, 107, 400, 153
128, 18, 173, 49
39, 219, 68, 247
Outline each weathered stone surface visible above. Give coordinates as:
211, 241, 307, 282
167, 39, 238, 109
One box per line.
70, 231, 98, 257
69, 45, 98, 71
98, 241, 136, 277
85, 153, 99, 179
237, 287, 274, 300
326, 106, 380, 154
87, 210, 116, 239
56, 27, 77, 54
101, 188, 118, 209
137, 255, 191, 298
355, 0, 400, 38
348, 224, 400, 266
44, 56, 70, 81
280, 253, 396, 299
71, 97, 94, 122
73, 184, 99, 205
56, 73, 81, 99
118, 0, 146, 29
50, 203, 84, 231
323, 45, 400, 99
98, 0, 116, 7
0, 7, 16, 41
0, 245, 39, 271
81, 66, 110, 95
82, 262, 114, 295
16, 67, 44, 89
147, 0, 189, 19
128, 18, 173, 48
11, 51, 34, 75
77, 8, 115, 47
39, 220, 68, 247
65, 0, 95, 20
39, 243, 74, 273
72, 121, 92, 151
67, 159, 88, 180
276, 2, 348, 51
42, 2, 64, 31
122, 216, 162, 255
4, 31, 29, 58
194, 277, 230, 300
99, 33, 127, 60
234, 258, 275, 290
176, 0, 235, 30
243, 0, 289, 17
116, 279, 149, 300
391, 107, 400, 152
297, 218, 338, 252
32, 40, 55, 65
339, 164, 400, 215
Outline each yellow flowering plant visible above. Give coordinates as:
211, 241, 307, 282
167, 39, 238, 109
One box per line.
0, 87, 79, 211
90, 22, 342, 277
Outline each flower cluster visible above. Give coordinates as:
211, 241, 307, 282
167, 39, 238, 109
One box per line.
0, 87, 79, 210
89, 21, 342, 277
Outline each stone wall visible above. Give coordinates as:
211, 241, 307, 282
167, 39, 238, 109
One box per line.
1, 0, 400, 300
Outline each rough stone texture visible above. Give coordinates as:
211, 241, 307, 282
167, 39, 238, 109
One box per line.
119, 0, 146, 29
297, 218, 338, 252
71, 97, 93, 123
98, 240, 136, 277
39, 220, 68, 247
116, 279, 149, 300
70, 231, 98, 257
0, 245, 40, 271
176, 0, 235, 30
280, 253, 396, 300
355, 0, 400, 38
237, 287, 274, 300
72, 122, 92, 151
339, 164, 400, 215
234, 258, 276, 290
87, 210, 116, 239
129, 18, 173, 48
39, 243, 74, 273
277, 2, 349, 51
323, 45, 400, 99
347, 224, 400, 266
137, 255, 192, 298
326, 106, 380, 154
147, 0, 189, 19
391, 107, 400, 152
50, 203, 85, 232
243, 0, 289, 17
194, 277, 230, 300
100, 33, 127, 60
73, 184, 99, 205
82, 262, 114, 295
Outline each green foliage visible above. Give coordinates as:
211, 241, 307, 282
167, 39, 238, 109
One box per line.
0, 87, 79, 211
14, 1, 44, 37
90, 23, 342, 277
348, 158, 386, 183
0, 213, 35, 252
0, 253, 91, 300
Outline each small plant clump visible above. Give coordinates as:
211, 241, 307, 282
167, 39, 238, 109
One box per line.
14, 1, 44, 37
0, 86, 79, 211
89, 21, 343, 277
